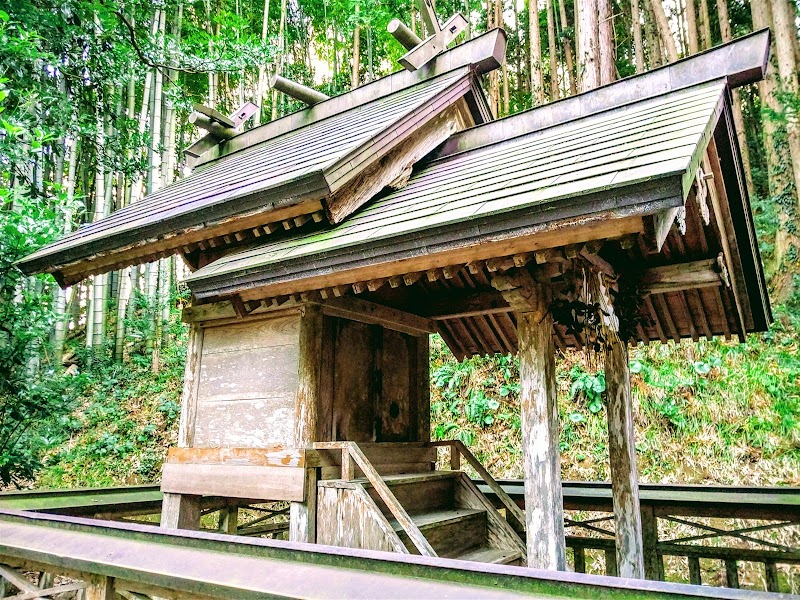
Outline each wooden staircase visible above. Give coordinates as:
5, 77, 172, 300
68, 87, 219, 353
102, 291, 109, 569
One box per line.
315, 444, 526, 565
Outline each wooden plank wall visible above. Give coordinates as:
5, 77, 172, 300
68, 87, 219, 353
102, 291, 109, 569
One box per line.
192, 313, 301, 447
322, 318, 430, 444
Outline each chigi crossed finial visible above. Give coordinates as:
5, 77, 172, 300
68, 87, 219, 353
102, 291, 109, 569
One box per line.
389, 0, 468, 71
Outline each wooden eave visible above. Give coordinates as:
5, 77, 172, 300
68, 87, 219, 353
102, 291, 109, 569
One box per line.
17, 65, 496, 286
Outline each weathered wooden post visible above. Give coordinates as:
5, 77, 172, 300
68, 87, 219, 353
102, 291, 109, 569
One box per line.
605, 331, 644, 578
599, 268, 645, 579
290, 304, 324, 543
493, 270, 566, 570
160, 324, 203, 530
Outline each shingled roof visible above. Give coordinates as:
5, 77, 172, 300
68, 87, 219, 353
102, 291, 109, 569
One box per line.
18, 29, 506, 285
187, 80, 727, 294
183, 31, 771, 357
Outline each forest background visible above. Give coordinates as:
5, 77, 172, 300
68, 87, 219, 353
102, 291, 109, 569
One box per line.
0, 0, 798, 516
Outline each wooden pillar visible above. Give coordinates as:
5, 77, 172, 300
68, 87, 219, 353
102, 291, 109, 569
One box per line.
161, 323, 203, 531
290, 304, 324, 543
492, 271, 565, 570
518, 303, 566, 570
605, 335, 645, 579
218, 505, 239, 534
160, 492, 201, 529
641, 505, 663, 580
84, 576, 116, 600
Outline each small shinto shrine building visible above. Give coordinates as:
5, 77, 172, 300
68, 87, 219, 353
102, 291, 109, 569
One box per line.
18, 21, 772, 582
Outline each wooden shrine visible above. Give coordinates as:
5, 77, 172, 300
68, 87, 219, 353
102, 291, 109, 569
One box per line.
19, 10, 772, 580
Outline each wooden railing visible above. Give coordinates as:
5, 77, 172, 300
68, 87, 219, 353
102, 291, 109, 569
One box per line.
478, 479, 800, 593
429, 440, 527, 537
313, 441, 437, 557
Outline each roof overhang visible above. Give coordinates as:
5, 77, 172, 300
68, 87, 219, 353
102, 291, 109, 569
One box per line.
183, 31, 772, 355
17, 30, 506, 285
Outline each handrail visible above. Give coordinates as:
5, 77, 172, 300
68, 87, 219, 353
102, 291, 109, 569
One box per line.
314, 441, 437, 557
429, 440, 527, 536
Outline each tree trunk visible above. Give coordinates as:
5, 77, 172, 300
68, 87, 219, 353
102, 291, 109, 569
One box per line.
752, 0, 799, 303
351, 2, 361, 89
649, 0, 678, 62
205, 0, 216, 106
598, 0, 615, 85
577, 0, 600, 92
53, 140, 78, 365
685, 0, 699, 54
545, 0, 559, 99
254, 0, 270, 125
698, 0, 711, 49
631, 0, 645, 73
642, 0, 661, 67
772, 0, 800, 206
714, 0, 754, 198
529, 0, 545, 104
558, 0, 577, 94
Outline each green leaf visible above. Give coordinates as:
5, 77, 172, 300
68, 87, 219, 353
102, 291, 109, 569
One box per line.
693, 361, 711, 375
569, 412, 586, 423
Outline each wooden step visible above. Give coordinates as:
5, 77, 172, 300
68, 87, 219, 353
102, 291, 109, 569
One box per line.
388, 508, 486, 556
455, 546, 524, 565
362, 472, 458, 516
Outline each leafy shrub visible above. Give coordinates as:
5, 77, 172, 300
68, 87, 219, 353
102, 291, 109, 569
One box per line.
569, 366, 606, 413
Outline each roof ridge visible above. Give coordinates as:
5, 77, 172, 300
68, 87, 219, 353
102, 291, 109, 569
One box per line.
193, 28, 507, 169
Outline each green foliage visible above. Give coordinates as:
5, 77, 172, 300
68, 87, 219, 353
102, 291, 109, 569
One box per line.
569, 366, 606, 413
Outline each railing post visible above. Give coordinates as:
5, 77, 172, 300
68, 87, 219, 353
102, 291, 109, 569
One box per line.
605, 548, 618, 577
725, 559, 739, 588
764, 561, 779, 593
640, 506, 662, 581
450, 443, 461, 471
573, 547, 586, 573
342, 446, 355, 481
688, 557, 701, 585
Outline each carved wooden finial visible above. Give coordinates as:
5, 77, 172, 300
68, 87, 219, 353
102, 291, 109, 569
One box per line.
389, 0, 468, 72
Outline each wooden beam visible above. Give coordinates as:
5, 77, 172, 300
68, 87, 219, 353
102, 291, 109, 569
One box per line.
514, 285, 566, 570
321, 296, 435, 336
270, 75, 330, 106
161, 463, 306, 501
605, 334, 645, 579
388, 19, 423, 50
235, 215, 645, 303
166, 446, 306, 468
399, 13, 469, 71
640, 258, 725, 295
326, 105, 467, 224
189, 112, 237, 139
418, 289, 511, 320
